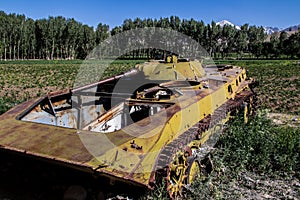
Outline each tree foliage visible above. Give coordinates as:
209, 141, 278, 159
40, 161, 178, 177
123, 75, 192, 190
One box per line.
0, 11, 106, 60
0, 11, 300, 60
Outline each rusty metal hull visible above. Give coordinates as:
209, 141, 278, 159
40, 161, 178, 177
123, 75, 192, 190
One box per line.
0, 61, 256, 190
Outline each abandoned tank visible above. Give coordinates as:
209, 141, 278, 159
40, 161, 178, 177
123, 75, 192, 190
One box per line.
0, 56, 257, 198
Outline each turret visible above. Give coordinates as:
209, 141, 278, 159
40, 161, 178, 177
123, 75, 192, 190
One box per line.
136, 56, 205, 81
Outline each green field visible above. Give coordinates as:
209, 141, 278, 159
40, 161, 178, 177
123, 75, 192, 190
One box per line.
215, 60, 300, 115
0, 60, 144, 114
1, 59, 299, 115
0, 59, 299, 199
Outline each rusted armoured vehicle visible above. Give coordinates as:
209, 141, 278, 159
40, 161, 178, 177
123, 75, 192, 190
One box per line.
0, 57, 256, 198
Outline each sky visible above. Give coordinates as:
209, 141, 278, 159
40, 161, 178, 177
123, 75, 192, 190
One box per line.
1, 0, 299, 29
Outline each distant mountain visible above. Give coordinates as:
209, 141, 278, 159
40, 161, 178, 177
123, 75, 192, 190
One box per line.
216, 20, 300, 35
216, 20, 279, 34
216, 20, 241, 30
264, 24, 300, 35
283, 24, 300, 32
264, 27, 281, 35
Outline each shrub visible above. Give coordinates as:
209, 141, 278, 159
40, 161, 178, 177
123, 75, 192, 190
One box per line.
215, 110, 300, 174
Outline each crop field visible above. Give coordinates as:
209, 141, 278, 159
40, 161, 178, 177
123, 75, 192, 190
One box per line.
0, 60, 144, 115
0, 59, 299, 115
0, 59, 299, 199
215, 60, 300, 115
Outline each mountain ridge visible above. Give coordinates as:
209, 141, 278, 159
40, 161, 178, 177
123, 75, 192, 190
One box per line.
216, 20, 241, 30
216, 20, 299, 35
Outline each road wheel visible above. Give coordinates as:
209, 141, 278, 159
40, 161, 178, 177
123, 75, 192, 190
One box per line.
166, 151, 189, 199
186, 157, 201, 185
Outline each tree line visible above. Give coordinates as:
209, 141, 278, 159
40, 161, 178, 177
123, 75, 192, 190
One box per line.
0, 11, 299, 60
0, 11, 109, 60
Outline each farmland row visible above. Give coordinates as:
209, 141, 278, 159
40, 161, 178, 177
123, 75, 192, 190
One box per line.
0, 60, 299, 115
216, 60, 300, 115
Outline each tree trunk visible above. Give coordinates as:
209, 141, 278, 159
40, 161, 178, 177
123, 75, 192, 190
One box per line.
9, 45, 12, 60
4, 46, 6, 61
147, 48, 150, 59
17, 41, 20, 60
13, 44, 16, 60
4, 34, 6, 61
60, 47, 63, 59
33, 46, 36, 59
51, 40, 55, 60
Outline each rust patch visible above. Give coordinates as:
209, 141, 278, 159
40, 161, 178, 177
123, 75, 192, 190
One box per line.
1, 98, 38, 117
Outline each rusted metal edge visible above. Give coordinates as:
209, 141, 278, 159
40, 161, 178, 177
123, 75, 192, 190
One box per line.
16, 97, 45, 120
15, 89, 72, 120
71, 69, 139, 93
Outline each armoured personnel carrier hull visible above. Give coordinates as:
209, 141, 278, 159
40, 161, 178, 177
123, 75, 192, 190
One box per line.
0, 58, 257, 198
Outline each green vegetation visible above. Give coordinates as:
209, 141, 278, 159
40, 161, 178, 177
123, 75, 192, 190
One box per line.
216, 60, 300, 115
0, 60, 79, 114
1, 59, 298, 115
216, 111, 300, 174
1, 11, 300, 60
0, 60, 144, 114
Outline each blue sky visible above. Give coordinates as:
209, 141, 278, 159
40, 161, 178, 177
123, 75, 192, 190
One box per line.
1, 0, 299, 29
